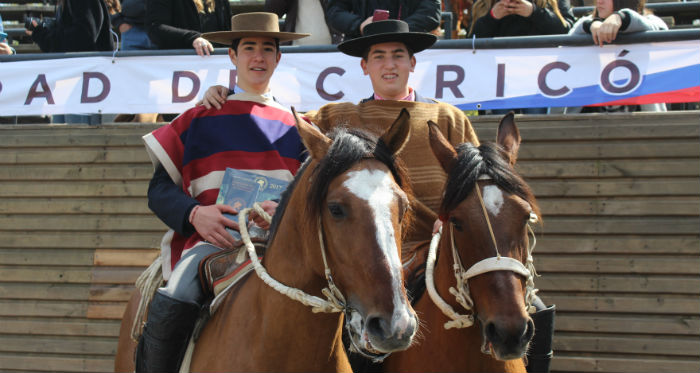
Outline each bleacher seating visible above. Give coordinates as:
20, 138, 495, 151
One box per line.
0, 0, 697, 54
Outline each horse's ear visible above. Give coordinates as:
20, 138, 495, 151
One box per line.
427, 120, 458, 173
292, 106, 331, 160
380, 108, 411, 156
496, 111, 521, 165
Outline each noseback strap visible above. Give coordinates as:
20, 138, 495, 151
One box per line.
464, 256, 531, 280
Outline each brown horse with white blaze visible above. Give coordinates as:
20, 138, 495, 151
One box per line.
115, 109, 419, 372
383, 113, 541, 372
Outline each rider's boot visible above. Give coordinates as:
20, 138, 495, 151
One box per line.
135, 291, 200, 373
526, 303, 556, 373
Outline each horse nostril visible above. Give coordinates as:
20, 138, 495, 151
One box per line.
485, 321, 502, 345
366, 316, 390, 340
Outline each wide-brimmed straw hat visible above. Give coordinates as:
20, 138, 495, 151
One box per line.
337, 19, 437, 57
202, 12, 309, 46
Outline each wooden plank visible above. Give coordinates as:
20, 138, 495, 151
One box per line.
0, 353, 113, 372
0, 317, 120, 337
87, 302, 129, 320
0, 180, 148, 197
91, 267, 149, 285
0, 248, 94, 266
554, 314, 700, 335
0, 127, 156, 147
538, 197, 700, 216
0, 197, 151, 214
533, 236, 700, 255
472, 112, 700, 140
0, 283, 90, 300
0, 214, 164, 231
529, 178, 700, 197
552, 355, 700, 373
518, 159, 700, 178
0, 164, 153, 181
0, 335, 117, 355
0, 147, 149, 165
537, 274, 700, 294
0, 300, 88, 318
517, 140, 700, 160
89, 285, 137, 302
93, 249, 159, 267
1, 231, 162, 249
542, 294, 700, 314
534, 216, 699, 235
0, 266, 92, 283
554, 333, 700, 356
535, 255, 700, 275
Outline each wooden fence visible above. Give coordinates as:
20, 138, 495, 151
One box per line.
0, 112, 697, 372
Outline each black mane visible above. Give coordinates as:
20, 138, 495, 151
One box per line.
439, 142, 537, 217
268, 126, 412, 243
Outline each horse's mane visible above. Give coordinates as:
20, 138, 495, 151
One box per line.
439, 142, 540, 218
268, 126, 414, 244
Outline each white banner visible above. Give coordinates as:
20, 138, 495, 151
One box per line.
0, 40, 698, 116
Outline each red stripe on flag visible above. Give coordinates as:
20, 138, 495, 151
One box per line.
590, 86, 700, 106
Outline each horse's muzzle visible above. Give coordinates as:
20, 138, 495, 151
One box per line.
365, 309, 418, 353
482, 316, 534, 360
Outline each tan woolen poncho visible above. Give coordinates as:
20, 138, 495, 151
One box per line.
306, 100, 480, 244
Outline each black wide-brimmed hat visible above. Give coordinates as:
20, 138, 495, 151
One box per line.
202, 12, 309, 45
337, 20, 437, 57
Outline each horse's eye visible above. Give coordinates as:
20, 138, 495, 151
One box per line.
449, 217, 463, 231
328, 203, 346, 219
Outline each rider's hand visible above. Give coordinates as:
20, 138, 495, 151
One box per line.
197, 85, 229, 110
192, 36, 214, 57
250, 200, 278, 230
191, 204, 239, 248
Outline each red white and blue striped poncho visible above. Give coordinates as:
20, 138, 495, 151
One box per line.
143, 92, 305, 280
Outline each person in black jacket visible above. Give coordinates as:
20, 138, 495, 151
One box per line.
25, 0, 115, 52
146, 0, 231, 56
325, 0, 441, 41
468, 0, 575, 38
110, 0, 155, 50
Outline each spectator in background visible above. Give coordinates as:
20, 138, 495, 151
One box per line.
1, 14, 16, 55
24, 0, 115, 125
468, 0, 574, 114
109, 0, 155, 50
565, 0, 667, 112
25, 0, 115, 52
265, 0, 334, 45
146, 0, 231, 56
325, 0, 441, 42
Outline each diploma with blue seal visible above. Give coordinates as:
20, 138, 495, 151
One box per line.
216, 168, 290, 242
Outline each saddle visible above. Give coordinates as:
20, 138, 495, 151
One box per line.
198, 243, 266, 313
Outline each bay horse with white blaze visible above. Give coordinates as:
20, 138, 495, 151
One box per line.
115, 109, 418, 372
383, 113, 541, 372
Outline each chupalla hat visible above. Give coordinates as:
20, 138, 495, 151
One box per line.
202, 12, 309, 45
337, 19, 437, 57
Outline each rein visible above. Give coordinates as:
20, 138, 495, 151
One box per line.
239, 203, 346, 313
425, 178, 540, 331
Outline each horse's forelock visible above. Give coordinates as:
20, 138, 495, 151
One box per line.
440, 142, 538, 218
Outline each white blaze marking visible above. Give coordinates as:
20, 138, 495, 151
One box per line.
343, 169, 413, 338
483, 185, 504, 217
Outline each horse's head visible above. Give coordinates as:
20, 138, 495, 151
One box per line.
292, 108, 418, 359
428, 113, 540, 360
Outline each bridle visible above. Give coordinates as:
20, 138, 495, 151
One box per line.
240, 204, 346, 313
425, 176, 539, 331
240, 203, 391, 362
